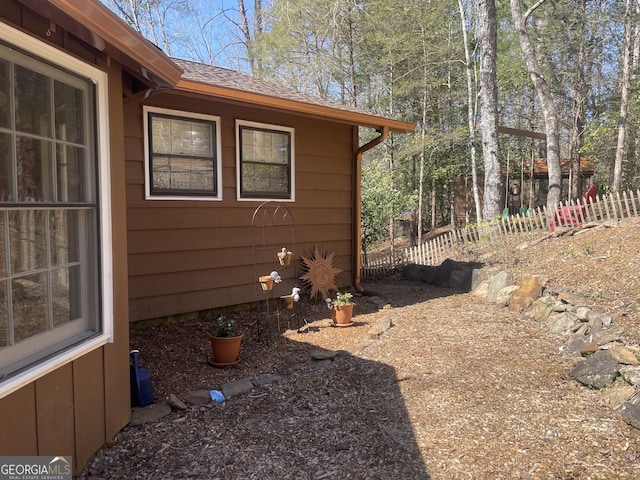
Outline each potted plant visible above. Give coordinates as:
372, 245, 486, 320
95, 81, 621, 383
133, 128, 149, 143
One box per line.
327, 291, 355, 327
209, 316, 242, 366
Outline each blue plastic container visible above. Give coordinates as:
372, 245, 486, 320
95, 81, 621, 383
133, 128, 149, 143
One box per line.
130, 349, 154, 407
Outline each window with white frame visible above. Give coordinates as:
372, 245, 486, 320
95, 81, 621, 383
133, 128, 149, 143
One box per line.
0, 23, 112, 396
236, 120, 294, 201
144, 107, 222, 200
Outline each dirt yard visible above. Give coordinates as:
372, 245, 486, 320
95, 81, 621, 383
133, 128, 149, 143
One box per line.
77, 220, 640, 479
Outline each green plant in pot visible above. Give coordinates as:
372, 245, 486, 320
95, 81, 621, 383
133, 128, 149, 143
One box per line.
327, 291, 355, 326
209, 316, 242, 366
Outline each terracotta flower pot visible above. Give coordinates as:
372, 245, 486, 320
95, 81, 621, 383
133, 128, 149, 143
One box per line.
277, 251, 293, 266
259, 275, 274, 291
280, 294, 294, 309
209, 334, 243, 365
332, 304, 354, 326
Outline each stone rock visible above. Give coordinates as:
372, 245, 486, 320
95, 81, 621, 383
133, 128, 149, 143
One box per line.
558, 291, 592, 307
129, 403, 171, 426
620, 365, 640, 385
575, 306, 591, 320
419, 266, 438, 284
547, 312, 578, 334
565, 335, 590, 354
471, 269, 482, 291
601, 315, 613, 327
608, 345, 640, 365
621, 402, 640, 430
183, 390, 212, 405
486, 271, 511, 304
372, 315, 394, 331
578, 343, 599, 355
401, 263, 421, 281
167, 393, 187, 410
496, 285, 520, 307
586, 310, 606, 323
573, 323, 589, 335
471, 280, 489, 299
449, 269, 473, 291
252, 374, 282, 386
570, 350, 619, 389
368, 328, 383, 339
310, 350, 338, 361
433, 259, 458, 287
602, 384, 635, 409
509, 276, 542, 311
552, 302, 567, 313
589, 316, 603, 335
523, 297, 555, 321
593, 327, 625, 346
221, 378, 254, 398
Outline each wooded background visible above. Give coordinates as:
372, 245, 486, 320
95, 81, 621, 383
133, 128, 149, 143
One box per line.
101, 0, 640, 251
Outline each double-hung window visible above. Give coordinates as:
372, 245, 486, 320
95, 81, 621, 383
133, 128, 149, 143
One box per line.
0, 23, 112, 397
236, 120, 294, 201
144, 106, 222, 200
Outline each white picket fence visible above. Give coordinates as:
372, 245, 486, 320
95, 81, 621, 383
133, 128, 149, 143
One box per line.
361, 188, 640, 279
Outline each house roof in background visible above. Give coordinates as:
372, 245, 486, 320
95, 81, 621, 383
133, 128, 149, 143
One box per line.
173, 58, 415, 133
527, 157, 595, 176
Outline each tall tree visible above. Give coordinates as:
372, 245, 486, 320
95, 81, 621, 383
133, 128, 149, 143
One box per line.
613, 0, 633, 191
457, 0, 482, 223
478, 0, 503, 219
237, 0, 264, 74
510, 0, 562, 211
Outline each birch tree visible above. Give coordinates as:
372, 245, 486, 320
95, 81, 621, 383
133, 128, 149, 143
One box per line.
510, 0, 562, 211
457, 0, 482, 223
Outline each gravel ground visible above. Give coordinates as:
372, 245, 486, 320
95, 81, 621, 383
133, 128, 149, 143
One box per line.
77, 220, 640, 479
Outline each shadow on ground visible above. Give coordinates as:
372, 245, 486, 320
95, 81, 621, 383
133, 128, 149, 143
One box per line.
79, 278, 436, 479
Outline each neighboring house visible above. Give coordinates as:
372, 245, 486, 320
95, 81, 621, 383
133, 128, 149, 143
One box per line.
453, 157, 595, 226
0, 0, 413, 473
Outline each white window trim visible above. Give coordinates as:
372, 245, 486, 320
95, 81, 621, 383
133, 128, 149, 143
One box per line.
236, 119, 295, 202
0, 22, 113, 400
143, 106, 223, 201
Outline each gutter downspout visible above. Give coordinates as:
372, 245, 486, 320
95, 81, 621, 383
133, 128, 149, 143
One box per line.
353, 126, 389, 295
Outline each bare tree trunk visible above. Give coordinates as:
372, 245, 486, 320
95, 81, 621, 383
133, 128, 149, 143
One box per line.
238, 0, 263, 75
431, 177, 437, 231
478, 0, 504, 219
510, 0, 562, 211
614, 0, 633, 191
458, 0, 482, 223
569, 0, 586, 199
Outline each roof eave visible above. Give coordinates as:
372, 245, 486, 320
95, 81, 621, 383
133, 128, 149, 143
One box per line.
21, 0, 183, 88
175, 79, 415, 133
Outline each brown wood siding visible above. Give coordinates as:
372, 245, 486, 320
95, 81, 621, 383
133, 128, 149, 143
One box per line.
35, 364, 75, 457
125, 92, 355, 321
0, 384, 38, 454
0, 6, 131, 474
73, 348, 106, 472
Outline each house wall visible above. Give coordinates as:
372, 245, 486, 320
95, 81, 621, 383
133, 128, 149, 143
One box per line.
125, 91, 356, 321
0, 4, 131, 474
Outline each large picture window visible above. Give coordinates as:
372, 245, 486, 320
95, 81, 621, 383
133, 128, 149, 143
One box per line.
236, 120, 294, 201
0, 24, 112, 398
144, 107, 222, 200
